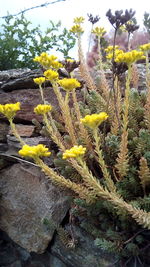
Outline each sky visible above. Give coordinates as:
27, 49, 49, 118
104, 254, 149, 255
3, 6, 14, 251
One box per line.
0, 0, 150, 58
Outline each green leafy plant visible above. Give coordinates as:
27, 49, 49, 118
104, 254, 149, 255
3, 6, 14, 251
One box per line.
0, 14, 76, 70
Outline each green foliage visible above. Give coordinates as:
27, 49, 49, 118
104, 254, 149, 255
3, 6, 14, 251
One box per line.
94, 238, 120, 253
0, 14, 76, 70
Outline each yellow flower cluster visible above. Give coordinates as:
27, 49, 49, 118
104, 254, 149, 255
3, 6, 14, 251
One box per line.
33, 52, 63, 70
139, 43, 150, 52
106, 49, 124, 60
0, 102, 20, 120
33, 77, 46, 85
70, 24, 84, 34
34, 104, 52, 115
58, 78, 81, 91
44, 69, 59, 82
73, 17, 85, 24
62, 145, 86, 159
115, 50, 145, 65
19, 144, 51, 159
80, 112, 108, 129
92, 27, 106, 37
105, 45, 119, 53
51, 60, 63, 70
70, 16, 85, 35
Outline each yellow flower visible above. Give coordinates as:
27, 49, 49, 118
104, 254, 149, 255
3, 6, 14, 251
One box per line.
105, 45, 119, 53
51, 61, 63, 70
139, 43, 150, 52
44, 69, 59, 81
58, 78, 81, 91
92, 27, 106, 37
34, 104, 52, 115
0, 102, 20, 120
73, 17, 85, 24
19, 144, 51, 159
70, 24, 84, 34
34, 53, 57, 63
62, 145, 86, 159
115, 50, 146, 65
33, 77, 46, 85
80, 112, 108, 129
33, 53, 59, 69
106, 49, 124, 60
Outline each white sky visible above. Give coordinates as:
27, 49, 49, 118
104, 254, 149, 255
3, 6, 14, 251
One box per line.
0, 0, 150, 58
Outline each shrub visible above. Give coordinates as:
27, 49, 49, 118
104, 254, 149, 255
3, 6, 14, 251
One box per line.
0, 13, 76, 70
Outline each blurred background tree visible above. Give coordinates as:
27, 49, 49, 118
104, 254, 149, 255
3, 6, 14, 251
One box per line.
0, 13, 76, 70
143, 12, 150, 35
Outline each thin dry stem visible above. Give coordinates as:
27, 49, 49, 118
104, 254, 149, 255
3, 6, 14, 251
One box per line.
138, 157, 150, 195
35, 157, 95, 202
110, 77, 122, 135
78, 35, 97, 91
69, 157, 150, 229
52, 82, 77, 145
72, 89, 93, 150
9, 119, 26, 146
93, 128, 117, 193
130, 64, 139, 89
43, 114, 66, 151
115, 66, 131, 178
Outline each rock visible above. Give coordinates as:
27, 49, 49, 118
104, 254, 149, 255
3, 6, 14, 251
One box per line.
9, 124, 35, 137
0, 69, 43, 91
0, 68, 69, 92
6, 135, 51, 153
6, 260, 22, 267
0, 225, 117, 267
0, 88, 62, 122
0, 136, 54, 168
0, 163, 71, 253
136, 63, 147, 91
0, 238, 18, 265
0, 122, 9, 142
0, 86, 83, 123
51, 225, 117, 267
0, 229, 67, 267
0, 157, 12, 170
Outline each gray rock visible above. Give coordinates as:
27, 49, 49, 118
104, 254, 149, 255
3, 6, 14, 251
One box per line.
51, 225, 117, 267
0, 122, 9, 142
0, 69, 43, 91
49, 254, 67, 267
0, 68, 68, 92
0, 87, 61, 122
0, 163, 71, 253
137, 63, 147, 91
